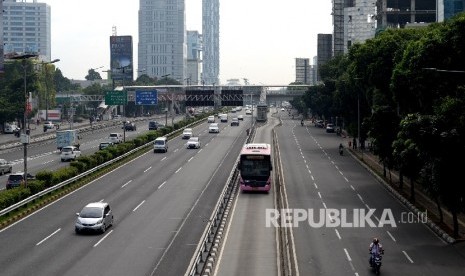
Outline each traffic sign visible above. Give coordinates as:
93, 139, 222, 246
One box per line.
135, 90, 158, 105
105, 91, 127, 105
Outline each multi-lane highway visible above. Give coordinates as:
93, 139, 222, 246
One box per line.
0, 113, 249, 275
1, 108, 465, 276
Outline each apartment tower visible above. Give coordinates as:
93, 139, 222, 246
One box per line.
202, 0, 220, 85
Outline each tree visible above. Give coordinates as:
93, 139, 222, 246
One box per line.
85, 69, 102, 81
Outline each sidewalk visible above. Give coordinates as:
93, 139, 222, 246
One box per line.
346, 143, 465, 241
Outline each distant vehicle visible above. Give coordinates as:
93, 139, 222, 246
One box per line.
182, 128, 193, 139
56, 130, 79, 151
44, 121, 55, 129
238, 115, 244, 121
109, 133, 123, 144
231, 117, 239, 126
75, 202, 113, 234
99, 141, 114, 150
4, 123, 19, 134
60, 146, 81, 162
207, 116, 215, 123
281, 108, 285, 111
236, 106, 242, 111
220, 114, 228, 123
153, 137, 168, 153
238, 143, 272, 192
315, 120, 324, 128
148, 121, 159, 130
326, 123, 335, 133
0, 159, 13, 175
231, 108, 237, 113
209, 123, 220, 133
6, 172, 35, 190
113, 115, 122, 120
124, 121, 137, 131
245, 109, 252, 115
186, 137, 201, 149
256, 103, 268, 122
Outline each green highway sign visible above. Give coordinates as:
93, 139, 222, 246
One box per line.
105, 91, 128, 105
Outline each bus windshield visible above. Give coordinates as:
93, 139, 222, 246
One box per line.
240, 156, 271, 178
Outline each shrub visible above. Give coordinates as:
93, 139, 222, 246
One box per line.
28, 180, 46, 194
70, 161, 87, 173
95, 150, 112, 162
35, 171, 53, 187
52, 166, 79, 184
76, 156, 97, 168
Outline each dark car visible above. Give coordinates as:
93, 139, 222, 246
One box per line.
149, 121, 159, 130
123, 121, 137, 131
6, 172, 35, 189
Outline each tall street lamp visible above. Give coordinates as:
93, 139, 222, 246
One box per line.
11, 53, 38, 187
43, 59, 60, 121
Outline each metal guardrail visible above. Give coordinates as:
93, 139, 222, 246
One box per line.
186, 126, 255, 276
0, 116, 207, 218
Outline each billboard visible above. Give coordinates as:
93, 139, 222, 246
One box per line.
110, 36, 133, 82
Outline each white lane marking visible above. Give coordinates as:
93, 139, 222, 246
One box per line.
344, 248, 352, 262
158, 181, 166, 190
374, 215, 380, 223
144, 166, 152, 173
318, 192, 322, 199
344, 176, 349, 182
188, 157, 193, 162
36, 228, 61, 246
199, 149, 203, 153
314, 183, 318, 189
175, 167, 182, 174
328, 214, 335, 223
339, 171, 344, 176
335, 229, 342, 240
161, 157, 167, 161
331, 161, 335, 165
335, 165, 339, 170
205, 143, 209, 147
174, 149, 179, 153
322, 202, 327, 209
357, 194, 364, 203
99, 199, 104, 202
402, 251, 414, 263
133, 200, 146, 212
387, 230, 397, 242
350, 185, 355, 191
311, 175, 314, 181
93, 230, 113, 247
121, 180, 132, 188
365, 203, 370, 209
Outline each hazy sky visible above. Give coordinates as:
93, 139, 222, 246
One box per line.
43, 0, 333, 85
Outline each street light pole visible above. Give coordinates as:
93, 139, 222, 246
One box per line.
43, 59, 60, 121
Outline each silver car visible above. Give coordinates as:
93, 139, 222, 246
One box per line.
0, 159, 13, 175
75, 202, 113, 234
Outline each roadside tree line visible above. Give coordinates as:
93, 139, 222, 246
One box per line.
292, 13, 465, 237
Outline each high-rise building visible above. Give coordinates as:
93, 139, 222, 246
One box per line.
317, 34, 333, 82
332, 0, 346, 56
376, 0, 436, 30
202, 0, 220, 85
187, 30, 202, 85
344, 0, 377, 53
2, 0, 51, 61
138, 0, 186, 82
0, 0, 4, 73
295, 58, 311, 85
438, 0, 465, 22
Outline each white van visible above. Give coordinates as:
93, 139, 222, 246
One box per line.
220, 114, 228, 123
4, 123, 19, 134
153, 137, 168, 153
109, 133, 123, 144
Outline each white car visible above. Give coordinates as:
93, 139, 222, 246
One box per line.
109, 133, 123, 144
207, 116, 215, 123
4, 124, 20, 134
245, 109, 252, 115
0, 159, 13, 175
238, 115, 244, 121
60, 146, 81, 162
186, 137, 201, 149
44, 121, 55, 129
209, 123, 220, 133
182, 128, 193, 139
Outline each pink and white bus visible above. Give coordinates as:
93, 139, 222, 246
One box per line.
238, 143, 273, 192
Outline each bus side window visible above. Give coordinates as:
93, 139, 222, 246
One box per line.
237, 161, 241, 170
270, 164, 273, 171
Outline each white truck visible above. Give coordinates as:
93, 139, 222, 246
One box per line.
56, 130, 80, 151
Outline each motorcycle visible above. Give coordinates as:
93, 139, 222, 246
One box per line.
301, 121, 304, 126
370, 253, 382, 275
339, 148, 343, 156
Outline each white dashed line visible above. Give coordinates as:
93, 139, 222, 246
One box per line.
402, 251, 414, 263
158, 181, 166, 190
94, 230, 113, 247
133, 200, 145, 212
344, 176, 349, 182
36, 228, 61, 246
174, 149, 179, 153
335, 229, 342, 240
121, 180, 132, 188
314, 183, 318, 189
161, 157, 167, 161
344, 248, 352, 261
175, 167, 182, 174
199, 149, 203, 153
357, 194, 364, 203
188, 157, 193, 162
350, 185, 355, 191
318, 192, 322, 199
365, 203, 370, 209
311, 175, 314, 181
387, 230, 396, 242
144, 166, 152, 173
322, 202, 327, 209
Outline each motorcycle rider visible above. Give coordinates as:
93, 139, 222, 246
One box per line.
301, 119, 304, 126
369, 238, 384, 267
339, 143, 344, 155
